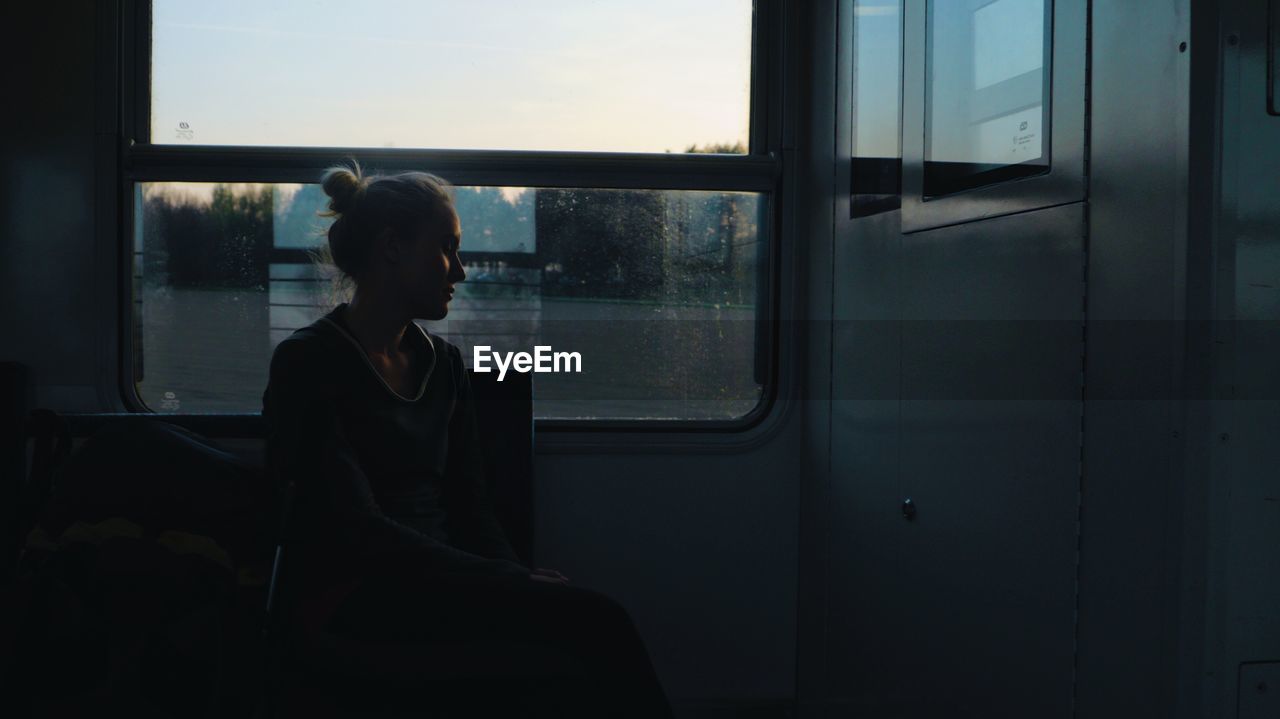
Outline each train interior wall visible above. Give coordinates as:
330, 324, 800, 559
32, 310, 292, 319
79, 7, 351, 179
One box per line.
5, 1, 1279, 718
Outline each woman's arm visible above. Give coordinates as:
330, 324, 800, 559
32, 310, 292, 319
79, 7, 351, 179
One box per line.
264, 337, 525, 576
440, 342, 525, 566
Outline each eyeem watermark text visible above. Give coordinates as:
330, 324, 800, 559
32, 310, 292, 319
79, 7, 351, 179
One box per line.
473, 345, 582, 382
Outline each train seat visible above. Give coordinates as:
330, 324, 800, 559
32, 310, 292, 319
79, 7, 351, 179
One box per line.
4, 367, 553, 716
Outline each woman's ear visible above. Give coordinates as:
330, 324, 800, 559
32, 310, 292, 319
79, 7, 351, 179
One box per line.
377, 227, 401, 265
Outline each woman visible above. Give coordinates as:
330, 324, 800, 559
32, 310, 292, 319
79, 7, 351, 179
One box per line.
262, 161, 672, 717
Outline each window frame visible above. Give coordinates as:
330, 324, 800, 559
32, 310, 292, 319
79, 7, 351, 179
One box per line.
1269, 0, 1280, 116
115, 0, 785, 434
920, 0, 1054, 198
899, 0, 1087, 234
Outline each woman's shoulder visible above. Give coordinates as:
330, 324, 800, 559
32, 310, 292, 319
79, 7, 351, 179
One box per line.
415, 330, 468, 391
261, 317, 353, 413
268, 314, 350, 376
421, 330, 463, 362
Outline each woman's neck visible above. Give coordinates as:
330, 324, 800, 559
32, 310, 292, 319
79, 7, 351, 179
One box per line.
343, 290, 412, 358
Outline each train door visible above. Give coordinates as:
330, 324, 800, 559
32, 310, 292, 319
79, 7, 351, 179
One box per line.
1213, 0, 1280, 715
824, 0, 1087, 714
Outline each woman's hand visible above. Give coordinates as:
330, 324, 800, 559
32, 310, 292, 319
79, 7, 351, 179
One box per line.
529, 567, 570, 584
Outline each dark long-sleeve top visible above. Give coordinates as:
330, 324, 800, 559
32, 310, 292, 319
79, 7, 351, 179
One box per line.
261, 304, 526, 585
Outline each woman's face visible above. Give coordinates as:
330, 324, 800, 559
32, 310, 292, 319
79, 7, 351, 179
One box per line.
393, 208, 465, 321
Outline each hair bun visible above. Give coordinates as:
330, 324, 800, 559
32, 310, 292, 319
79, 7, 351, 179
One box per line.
321, 161, 365, 215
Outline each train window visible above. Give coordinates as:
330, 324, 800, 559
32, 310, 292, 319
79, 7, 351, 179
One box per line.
128, 0, 776, 426
923, 0, 1052, 197
131, 183, 766, 421
851, 0, 904, 218
149, 0, 751, 153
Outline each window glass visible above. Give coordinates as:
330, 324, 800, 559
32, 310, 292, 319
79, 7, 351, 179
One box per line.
924, 0, 1051, 197
851, 0, 903, 217
150, 0, 752, 153
133, 182, 766, 420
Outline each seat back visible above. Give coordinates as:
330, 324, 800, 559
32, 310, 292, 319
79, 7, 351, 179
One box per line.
14, 368, 535, 573
1, 361, 28, 585
469, 369, 534, 564
11, 418, 274, 717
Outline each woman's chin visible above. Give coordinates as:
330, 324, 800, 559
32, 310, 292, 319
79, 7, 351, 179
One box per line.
420, 304, 449, 321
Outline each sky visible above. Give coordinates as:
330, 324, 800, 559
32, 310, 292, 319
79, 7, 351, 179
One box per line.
151, 0, 752, 153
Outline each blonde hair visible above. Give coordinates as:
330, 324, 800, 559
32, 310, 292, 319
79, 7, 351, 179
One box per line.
318, 159, 456, 283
